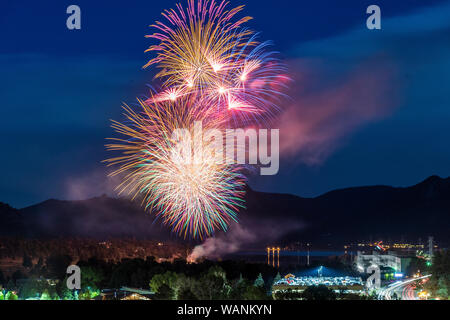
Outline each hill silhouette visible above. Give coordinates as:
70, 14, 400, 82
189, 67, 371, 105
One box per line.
0, 176, 449, 245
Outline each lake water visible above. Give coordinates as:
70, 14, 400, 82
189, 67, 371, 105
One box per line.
226, 250, 356, 268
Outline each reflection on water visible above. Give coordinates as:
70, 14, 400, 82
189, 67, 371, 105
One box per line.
225, 251, 356, 267
243, 251, 347, 257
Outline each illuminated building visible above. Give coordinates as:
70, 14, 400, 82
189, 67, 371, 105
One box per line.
273, 275, 364, 295
355, 251, 413, 275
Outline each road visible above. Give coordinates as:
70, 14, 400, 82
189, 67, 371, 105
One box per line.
378, 275, 431, 300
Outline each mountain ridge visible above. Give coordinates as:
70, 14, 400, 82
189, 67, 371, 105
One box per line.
1, 175, 449, 245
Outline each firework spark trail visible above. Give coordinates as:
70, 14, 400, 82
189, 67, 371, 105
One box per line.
105, 98, 246, 239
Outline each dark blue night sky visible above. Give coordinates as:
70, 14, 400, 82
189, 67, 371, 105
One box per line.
1, 0, 450, 207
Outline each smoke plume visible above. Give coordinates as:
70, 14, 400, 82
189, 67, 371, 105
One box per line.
188, 218, 303, 262
277, 58, 400, 165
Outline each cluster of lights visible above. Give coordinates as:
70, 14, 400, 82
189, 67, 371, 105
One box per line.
275, 276, 364, 288
418, 290, 431, 300
352, 242, 427, 250
392, 243, 425, 249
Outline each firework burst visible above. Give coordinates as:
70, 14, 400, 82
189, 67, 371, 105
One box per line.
144, 0, 254, 89
107, 0, 289, 240
144, 0, 289, 125
105, 98, 246, 239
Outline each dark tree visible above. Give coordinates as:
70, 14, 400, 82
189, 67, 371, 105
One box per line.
46, 254, 72, 279
130, 268, 148, 288
37, 257, 44, 268
301, 285, 337, 301
254, 273, 265, 287
243, 285, 268, 300
6, 279, 15, 291
19, 278, 41, 300
22, 254, 33, 268
229, 278, 249, 300
0, 269, 5, 286
193, 267, 230, 300
427, 250, 450, 299
12, 269, 26, 282
154, 284, 174, 300
178, 288, 198, 300
406, 257, 426, 276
